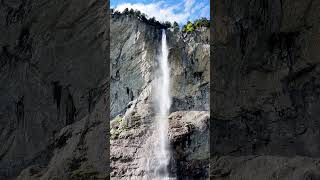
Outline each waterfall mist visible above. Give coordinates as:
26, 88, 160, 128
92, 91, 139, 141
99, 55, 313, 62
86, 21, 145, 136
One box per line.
146, 29, 174, 180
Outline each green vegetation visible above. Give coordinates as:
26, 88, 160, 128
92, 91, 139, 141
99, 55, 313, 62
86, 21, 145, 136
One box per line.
182, 21, 195, 33
130, 111, 141, 128
71, 168, 101, 179
111, 8, 210, 32
164, 21, 172, 28
194, 18, 210, 28
111, 8, 172, 29
182, 18, 210, 33
71, 168, 98, 177
110, 112, 142, 139
173, 21, 179, 31
110, 128, 121, 140
110, 116, 124, 139
33, 174, 42, 180
114, 115, 122, 124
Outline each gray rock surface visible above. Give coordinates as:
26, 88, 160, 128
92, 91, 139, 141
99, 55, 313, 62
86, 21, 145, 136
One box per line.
110, 110, 209, 180
169, 111, 209, 179
110, 13, 161, 118
211, 155, 320, 180
211, 0, 320, 179
110, 13, 209, 179
110, 14, 210, 118
0, 0, 109, 179
0, 2, 209, 179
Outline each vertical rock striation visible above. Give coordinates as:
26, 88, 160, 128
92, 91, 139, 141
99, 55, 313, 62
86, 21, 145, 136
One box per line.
0, 0, 109, 179
211, 0, 320, 179
110, 13, 209, 179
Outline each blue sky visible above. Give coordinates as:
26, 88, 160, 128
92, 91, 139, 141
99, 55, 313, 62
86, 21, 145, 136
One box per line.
111, 0, 210, 25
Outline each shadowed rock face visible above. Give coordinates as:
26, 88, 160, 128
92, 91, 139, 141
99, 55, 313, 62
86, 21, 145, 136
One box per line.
110, 14, 209, 179
211, 0, 320, 179
0, 0, 109, 179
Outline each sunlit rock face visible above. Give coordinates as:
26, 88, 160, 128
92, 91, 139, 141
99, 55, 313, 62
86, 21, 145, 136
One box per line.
110, 14, 210, 118
110, 13, 161, 118
110, 14, 209, 179
0, 1, 209, 179
211, 0, 320, 179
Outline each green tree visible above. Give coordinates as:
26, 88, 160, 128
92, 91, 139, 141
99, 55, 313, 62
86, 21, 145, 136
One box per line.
173, 21, 178, 26
129, 8, 134, 15
182, 21, 195, 33
149, 17, 156, 24
140, 13, 147, 21
123, 8, 129, 15
135, 10, 141, 18
194, 18, 210, 28
113, 10, 121, 16
186, 22, 195, 32
164, 21, 171, 28
173, 21, 179, 30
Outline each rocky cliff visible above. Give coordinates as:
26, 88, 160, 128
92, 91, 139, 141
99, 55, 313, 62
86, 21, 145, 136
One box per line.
0, 0, 109, 179
211, 0, 320, 179
110, 13, 209, 179
3, 0, 317, 179
0, 0, 209, 178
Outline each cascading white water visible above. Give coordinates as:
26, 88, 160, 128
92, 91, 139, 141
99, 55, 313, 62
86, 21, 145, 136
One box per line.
152, 29, 173, 179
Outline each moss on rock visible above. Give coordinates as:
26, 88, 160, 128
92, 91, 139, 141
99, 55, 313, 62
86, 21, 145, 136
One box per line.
71, 168, 99, 179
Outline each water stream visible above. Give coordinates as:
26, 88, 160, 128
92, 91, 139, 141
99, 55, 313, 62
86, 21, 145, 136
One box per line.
149, 29, 174, 180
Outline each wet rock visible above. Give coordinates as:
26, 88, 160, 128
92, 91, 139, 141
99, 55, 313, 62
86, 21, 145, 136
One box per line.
109, 13, 209, 179
110, 111, 209, 180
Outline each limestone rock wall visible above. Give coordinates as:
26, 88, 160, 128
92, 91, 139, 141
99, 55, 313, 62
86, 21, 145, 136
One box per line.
110, 14, 210, 179
110, 14, 210, 118
211, 0, 320, 179
0, 1, 210, 179
0, 0, 109, 179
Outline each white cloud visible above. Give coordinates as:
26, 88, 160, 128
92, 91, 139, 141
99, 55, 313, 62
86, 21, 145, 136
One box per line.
184, 0, 195, 12
114, 0, 210, 25
115, 2, 190, 24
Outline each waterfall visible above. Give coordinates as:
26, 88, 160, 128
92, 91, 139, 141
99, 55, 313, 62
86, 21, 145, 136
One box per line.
148, 29, 174, 180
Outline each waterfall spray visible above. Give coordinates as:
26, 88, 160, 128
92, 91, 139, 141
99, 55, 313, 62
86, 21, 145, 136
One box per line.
151, 29, 173, 179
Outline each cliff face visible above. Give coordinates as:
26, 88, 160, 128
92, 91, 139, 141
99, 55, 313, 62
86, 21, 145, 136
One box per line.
211, 0, 320, 179
0, 0, 109, 179
0, 2, 209, 178
110, 14, 210, 118
110, 14, 209, 179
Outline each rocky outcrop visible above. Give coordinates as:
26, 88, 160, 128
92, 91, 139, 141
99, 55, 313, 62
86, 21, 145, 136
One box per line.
211, 0, 320, 179
169, 111, 209, 179
110, 110, 209, 180
0, 0, 109, 179
110, 14, 210, 118
110, 13, 209, 179
168, 29, 210, 112
17, 94, 109, 180
110, 13, 161, 118
0, 0, 209, 179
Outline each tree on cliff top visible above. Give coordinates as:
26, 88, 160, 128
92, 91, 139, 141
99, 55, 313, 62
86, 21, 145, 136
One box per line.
173, 21, 179, 31
164, 21, 172, 28
194, 18, 210, 28
182, 18, 210, 33
123, 8, 129, 15
182, 21, 194, 33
